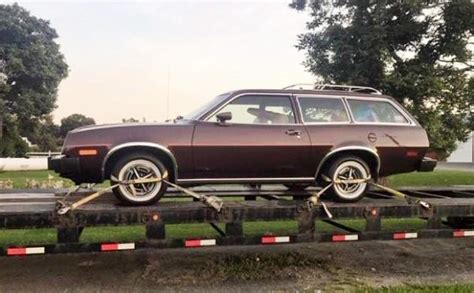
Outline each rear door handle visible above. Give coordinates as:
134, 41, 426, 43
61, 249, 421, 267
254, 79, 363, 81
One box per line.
285, 129, 302, 136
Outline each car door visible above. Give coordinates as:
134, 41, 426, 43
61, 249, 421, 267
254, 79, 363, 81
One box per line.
296, 95, 354, 170
191, 94, 313, 179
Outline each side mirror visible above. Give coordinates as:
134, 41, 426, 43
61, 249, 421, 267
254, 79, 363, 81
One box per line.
216, 112, 232, 124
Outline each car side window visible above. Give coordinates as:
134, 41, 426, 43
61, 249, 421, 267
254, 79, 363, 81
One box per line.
298, 97, 349, 123
209, 95, 296, 124
348, 99, 409, 124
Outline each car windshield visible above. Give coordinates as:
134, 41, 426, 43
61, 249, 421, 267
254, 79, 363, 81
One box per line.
182, 93, 231, 120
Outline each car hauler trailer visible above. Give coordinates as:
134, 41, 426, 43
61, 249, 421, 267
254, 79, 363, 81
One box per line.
0, 185, 474, 256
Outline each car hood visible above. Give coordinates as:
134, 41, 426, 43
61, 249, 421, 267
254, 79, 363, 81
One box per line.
63, 119, 196, 151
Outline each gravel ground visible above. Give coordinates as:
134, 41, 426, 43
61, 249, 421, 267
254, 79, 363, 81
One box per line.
1, 238, 474, 292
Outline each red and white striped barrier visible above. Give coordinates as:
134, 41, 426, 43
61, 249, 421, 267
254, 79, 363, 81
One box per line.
332, 234, 359, 242
101, 243, 135, 251
185, 239, 216, 248
393, 232, 418, 240
453, 230, 474, 238
7, 247, 45, 256
261, 236, 290, 244
14, 229, 471, 256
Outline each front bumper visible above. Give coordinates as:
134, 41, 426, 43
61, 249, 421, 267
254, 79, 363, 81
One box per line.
48, 155, 81, 183
418, 157, 437, 172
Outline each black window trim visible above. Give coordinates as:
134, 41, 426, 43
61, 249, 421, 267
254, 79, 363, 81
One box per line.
345, 96, 415, 126
295, 94, 352, 125
202, 93, 299, 126
295, 94, 416, 126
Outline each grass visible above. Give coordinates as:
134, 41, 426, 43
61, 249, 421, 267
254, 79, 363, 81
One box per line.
0, 170, 72, 188
0, 169, 473, 189
355, 283, 474, 292
210, 251, 326, 281
388, 170, 474, 188
0, 218, 428, 247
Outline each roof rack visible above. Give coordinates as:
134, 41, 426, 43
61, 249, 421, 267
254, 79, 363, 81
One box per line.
282, 83, 382, 95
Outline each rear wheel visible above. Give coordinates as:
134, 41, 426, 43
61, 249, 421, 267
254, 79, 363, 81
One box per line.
111, 153, 168, 205
324, 156, 370, 202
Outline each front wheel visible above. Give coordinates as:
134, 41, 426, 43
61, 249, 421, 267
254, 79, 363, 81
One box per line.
325, 156, 370, 202
111, 153, 168, 205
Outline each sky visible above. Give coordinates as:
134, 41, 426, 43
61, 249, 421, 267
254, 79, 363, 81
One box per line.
8, 0, 314, 124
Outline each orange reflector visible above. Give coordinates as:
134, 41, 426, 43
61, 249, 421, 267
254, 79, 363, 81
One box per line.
406, 150, 418, 157
79, 149, 98, 156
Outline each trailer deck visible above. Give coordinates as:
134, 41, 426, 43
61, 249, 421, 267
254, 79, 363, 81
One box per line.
1, 186, 474, 256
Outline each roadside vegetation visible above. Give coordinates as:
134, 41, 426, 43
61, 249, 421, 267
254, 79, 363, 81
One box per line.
388, 170, 474, 187
0, 169, 473, 189
355, 284, 474, 293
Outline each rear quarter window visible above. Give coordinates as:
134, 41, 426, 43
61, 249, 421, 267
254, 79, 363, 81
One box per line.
348, 99, 409, 124
298, 97, 350, 123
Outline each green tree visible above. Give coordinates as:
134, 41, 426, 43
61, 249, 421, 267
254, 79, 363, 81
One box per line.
30, 115, 60, 152
0, 114, 28, 156
291, 0, 473, 158
60, 114, 95, 137
0, 3, 68, 155
122, 117, 139, 123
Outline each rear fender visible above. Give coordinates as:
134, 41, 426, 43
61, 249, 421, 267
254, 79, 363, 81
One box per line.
315, 144, 381, 180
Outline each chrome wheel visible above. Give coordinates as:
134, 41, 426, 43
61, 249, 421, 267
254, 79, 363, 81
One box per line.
332, 160, 368, 200
117, 159, 162, 203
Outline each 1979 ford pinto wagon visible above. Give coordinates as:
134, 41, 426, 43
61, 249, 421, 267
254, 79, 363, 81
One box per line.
49, 86, 436, 205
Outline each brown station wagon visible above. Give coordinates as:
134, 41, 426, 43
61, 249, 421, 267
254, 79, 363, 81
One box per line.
49, 85, 436, 205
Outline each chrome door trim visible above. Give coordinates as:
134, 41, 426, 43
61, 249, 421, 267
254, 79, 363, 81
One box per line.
177, 177, 315, 184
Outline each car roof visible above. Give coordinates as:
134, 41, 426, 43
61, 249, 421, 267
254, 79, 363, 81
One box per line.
228, 89, 395, 100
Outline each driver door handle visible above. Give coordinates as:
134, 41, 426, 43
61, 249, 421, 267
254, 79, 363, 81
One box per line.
285, 129, 302, 136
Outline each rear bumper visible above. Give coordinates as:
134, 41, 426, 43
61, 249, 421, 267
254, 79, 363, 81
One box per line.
418, 157, 437, 172
48, 155, 81, 183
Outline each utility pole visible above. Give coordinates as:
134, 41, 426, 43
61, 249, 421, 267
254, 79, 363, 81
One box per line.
0, 59, 6, 139
0, 77, 5, 140
166, 65, 170, 120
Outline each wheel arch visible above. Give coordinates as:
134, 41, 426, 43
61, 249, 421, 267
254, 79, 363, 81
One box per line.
315, 146, 380, 181
102, 142, 178, 183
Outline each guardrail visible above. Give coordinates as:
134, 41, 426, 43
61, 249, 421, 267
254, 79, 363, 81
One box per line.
0, 158, 48, 171
25, 152, 60, 158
